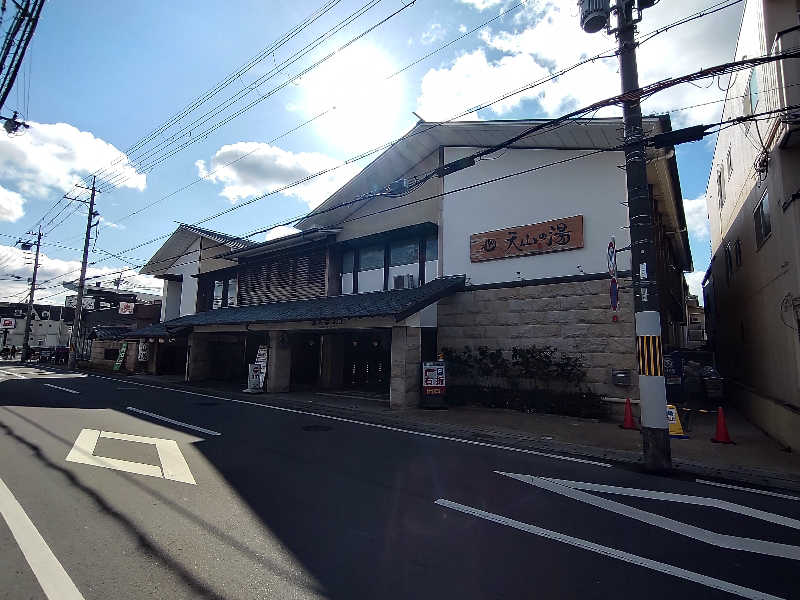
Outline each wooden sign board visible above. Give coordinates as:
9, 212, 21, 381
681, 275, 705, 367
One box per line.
470, 215, 584, 263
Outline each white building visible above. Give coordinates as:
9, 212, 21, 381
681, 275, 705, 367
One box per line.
703, 0, 800, 449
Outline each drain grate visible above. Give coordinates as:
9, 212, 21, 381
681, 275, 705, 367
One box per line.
302, 424, 332, 432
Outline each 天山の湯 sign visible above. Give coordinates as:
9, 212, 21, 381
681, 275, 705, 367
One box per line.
470, 215, 584, 263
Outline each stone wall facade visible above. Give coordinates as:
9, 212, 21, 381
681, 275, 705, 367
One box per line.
436, 277, 638, 400
89, 340, 139, 372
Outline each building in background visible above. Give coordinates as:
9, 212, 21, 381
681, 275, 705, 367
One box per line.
0, 303, 75, 350
684, 295, 706, 348
79, 303, 162, 371
126, 117, 691, 411
703, 0, 800, 449
64, 281, 161, 311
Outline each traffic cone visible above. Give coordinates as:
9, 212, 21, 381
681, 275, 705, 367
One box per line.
620, 398, 638, 430
711, 406, 735, 444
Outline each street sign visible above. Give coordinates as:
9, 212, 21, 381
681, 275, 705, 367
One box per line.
1, 318, 15, 329
610, 277, 619, 311
113, 342, 128, 371
137, 342, 149, 362
422, 361, 446, 395
607, 238, 617, 277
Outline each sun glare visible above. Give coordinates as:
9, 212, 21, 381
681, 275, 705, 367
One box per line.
296, 44, 407, 152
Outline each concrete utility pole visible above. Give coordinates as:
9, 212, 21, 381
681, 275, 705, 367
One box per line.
19, 226, 42, 362
579, 0, 670, 471
67, 176, 99, 370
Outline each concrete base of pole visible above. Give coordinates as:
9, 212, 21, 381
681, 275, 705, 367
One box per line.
641, 426, 672, 472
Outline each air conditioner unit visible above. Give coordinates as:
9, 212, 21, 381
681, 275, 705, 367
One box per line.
393, 274, 415, 290
41, 311, 50, 320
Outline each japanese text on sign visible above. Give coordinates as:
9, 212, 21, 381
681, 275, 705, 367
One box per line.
422, 361, 446, 396
470, 215, 584, 262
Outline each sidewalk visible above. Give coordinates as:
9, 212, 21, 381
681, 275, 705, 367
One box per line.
85, 368, 800, 492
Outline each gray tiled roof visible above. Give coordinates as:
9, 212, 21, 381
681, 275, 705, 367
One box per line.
134, 276, 465, 335
177, 224, 255, 250
90, 326, 134, 341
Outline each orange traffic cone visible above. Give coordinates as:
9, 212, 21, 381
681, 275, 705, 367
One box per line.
711, 406, 735, 444
620, 398, 638, 430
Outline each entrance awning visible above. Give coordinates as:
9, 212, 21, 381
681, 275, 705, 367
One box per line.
153, 275, 465, 332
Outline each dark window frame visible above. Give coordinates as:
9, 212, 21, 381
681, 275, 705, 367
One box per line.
754, 190, 771, 249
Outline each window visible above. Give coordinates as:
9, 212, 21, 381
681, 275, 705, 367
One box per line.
425, 236, 438, 261
717, 168, 725, 209
745, 68, 759, 116
104, 348, 119, 361
342, 249, 355, 273
724, 244, 733, 284
754, 191, 772, 248
389, 240, 418, 267
359, 246, 384, 271
212, 280, 224, 309
734, 239, 743, 268
726, 148, 733, 179
227, 277, 238, 308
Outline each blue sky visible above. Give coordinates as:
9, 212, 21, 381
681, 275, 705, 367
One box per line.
0, 0, 743, 303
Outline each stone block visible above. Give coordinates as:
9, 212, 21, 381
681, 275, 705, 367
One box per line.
562, 324, 592, 338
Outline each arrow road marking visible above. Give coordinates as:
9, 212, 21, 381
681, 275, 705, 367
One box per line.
436, 499, 784, 600
65, 429, 196, 484
126, 406, 221, 436
0, 476, 85, 600
539, 478, 800, 529
498, 472, 800, 560
0, 369, 26, 379
43, 383, 79, 394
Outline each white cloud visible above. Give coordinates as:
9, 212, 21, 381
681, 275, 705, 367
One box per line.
685, 270, 706, 304
460, 0, 503, 10
417, 48, 549, 120
0, 244, 160, 304
418, 1, 743, 125
196, 142, 360, 209
265, 225, 301, 241
0, 121, 146, 199
421, 23, 446, 45
458, 24, 468, 34
0, 185, 25, 222
98, 216, 125, 230
683, 194, 710, 240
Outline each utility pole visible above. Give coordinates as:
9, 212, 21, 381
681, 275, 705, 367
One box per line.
19, 226, 42, 362
67, 176, 99, 370
579, 0, 670, 471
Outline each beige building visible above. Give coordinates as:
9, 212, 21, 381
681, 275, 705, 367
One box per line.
703, 0, 800, 449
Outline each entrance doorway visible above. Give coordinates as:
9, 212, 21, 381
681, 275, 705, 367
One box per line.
290, 332, 321, 387
343, 330, 390, 392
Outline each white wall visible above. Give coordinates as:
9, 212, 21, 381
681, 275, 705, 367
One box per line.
162, 279, 182, 321
442, 147, 630, 285
173, 238, 199, 317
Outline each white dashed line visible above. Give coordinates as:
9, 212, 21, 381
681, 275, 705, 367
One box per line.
0, 476, 85, 600
86, 373, 611, 468
126, 406, 221, 436
43, 383, 80, 394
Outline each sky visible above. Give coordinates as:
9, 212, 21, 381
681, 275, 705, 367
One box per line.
0, 0, 744, 305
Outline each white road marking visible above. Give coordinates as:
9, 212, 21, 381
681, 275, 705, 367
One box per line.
0, 368, 26, 379
126, 406, 221, 436
540, 478, 800, 529
0, 476, 85, 600
696, 479, 800, 502
65, 428, 196, 485
498, 472, 800, 560
43, 383, 79, 394
435, 499, 784, 600
87, 373, 611, 468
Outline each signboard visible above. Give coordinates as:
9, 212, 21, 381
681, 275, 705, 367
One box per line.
138, 342, 149, 362
65, 296, 96, 310
422, 361, 446, 395
1, 318, 15, 329
470, 215, 584, 263
607, 238, 617, 277
113, 342, 128, 371
245, 344, 269, 393
666, 404, 688, 438
119, 302, 135, 315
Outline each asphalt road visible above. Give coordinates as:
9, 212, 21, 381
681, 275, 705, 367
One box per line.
1, 363, 799, 600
